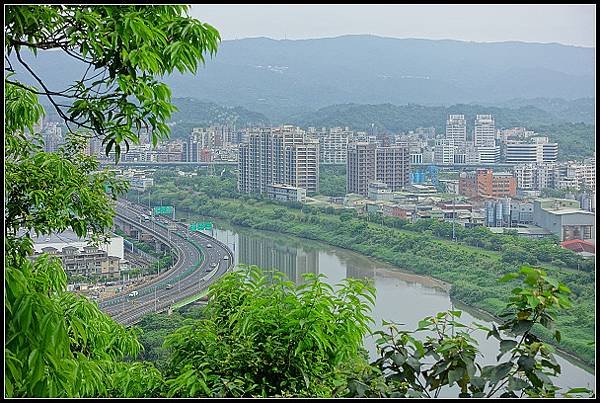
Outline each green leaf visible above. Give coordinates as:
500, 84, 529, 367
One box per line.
448, 367, 465, 386
490, 362, 513, 384
545, 276, 559, 288
517, 355, 536, 371
470, 376, 486, 390
499, 272, 519, 283
566, 387, 592, 394
486, 324, 501, 341
526, 295, 540, 309
511, 320, 534, 336
391, 352, 406, 366
507, 376, 529, 391
534, 369, 552, 385
498, 340, 518, 360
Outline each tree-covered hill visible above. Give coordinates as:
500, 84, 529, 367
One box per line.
286, 102, 560, 133
167, 98, 271, 139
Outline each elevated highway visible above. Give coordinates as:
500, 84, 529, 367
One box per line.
99, 200, 233, 325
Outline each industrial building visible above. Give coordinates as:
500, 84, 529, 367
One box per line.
533, 199, 595, 242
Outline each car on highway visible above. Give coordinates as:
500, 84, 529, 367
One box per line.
206, 244, 212, 248
223, 256, 229, 260
166, 284, 173, 290
206, 266, 214, 272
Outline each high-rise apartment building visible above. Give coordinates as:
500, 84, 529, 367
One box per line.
376, 146, 410, 192
184, 134, 199, 162
43, 122, 63, 152
474, 115, 496, 147
285, 140, 320, 192
513, 164, 536, 190
347, 142, 377, 196
347, 143, 410, 196
85, 136, 103, 157
434, 139, 457, 165
238, 127, 319, 195
535, 163, 558, 190
446, 114, 467, 148
319, 127, 350, 164
555, 163, 596, 191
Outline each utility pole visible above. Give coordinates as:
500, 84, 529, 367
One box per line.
452, 194, 456, 241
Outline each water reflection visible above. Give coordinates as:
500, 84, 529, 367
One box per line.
236, 228, 319, 283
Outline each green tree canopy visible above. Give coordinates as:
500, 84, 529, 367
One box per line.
5, 5, 220, 397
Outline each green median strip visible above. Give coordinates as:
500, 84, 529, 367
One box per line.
171, 289, 208, 310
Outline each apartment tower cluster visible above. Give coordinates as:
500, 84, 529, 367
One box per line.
238, 126, 319, 200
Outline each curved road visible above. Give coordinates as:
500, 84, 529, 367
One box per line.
99, 200, 233, 325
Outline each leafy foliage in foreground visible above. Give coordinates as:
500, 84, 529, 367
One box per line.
5, 84, 145, 397
129, 264, 595, 398
161, 265, 376, 397
340, 267, 594, 398
5, 5, 221, 397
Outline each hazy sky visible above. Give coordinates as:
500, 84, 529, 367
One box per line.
190, 4, 596, 47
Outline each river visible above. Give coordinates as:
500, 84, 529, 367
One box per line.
187, 214, 595, 393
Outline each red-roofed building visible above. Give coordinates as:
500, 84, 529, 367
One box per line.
560, 239, 595, 254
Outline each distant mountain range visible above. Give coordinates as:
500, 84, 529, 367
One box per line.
164, 35, 595, 120
13, 35, 595, 121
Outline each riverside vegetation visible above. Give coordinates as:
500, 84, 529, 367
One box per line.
135, 168, 595, 367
